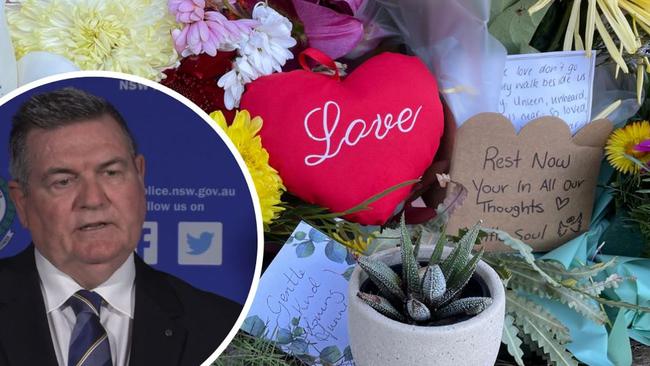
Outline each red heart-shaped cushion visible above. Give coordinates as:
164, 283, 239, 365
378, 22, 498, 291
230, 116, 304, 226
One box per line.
240, 49, 444, 225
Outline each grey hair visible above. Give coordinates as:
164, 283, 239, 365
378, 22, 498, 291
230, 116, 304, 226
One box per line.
9, 87, 138, 186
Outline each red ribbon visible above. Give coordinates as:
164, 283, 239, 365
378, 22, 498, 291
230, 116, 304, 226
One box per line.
298, 48, 340, 81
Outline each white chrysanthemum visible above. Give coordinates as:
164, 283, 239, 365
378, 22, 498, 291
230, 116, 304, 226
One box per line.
218, 55, 256, 110
8, 0, 179, 81
217, 3, 296, 109
243, 3, 296, 74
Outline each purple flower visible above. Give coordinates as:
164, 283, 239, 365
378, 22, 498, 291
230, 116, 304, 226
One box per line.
292, 0, 364, 59
635, 139, 650, 152
169, 0, 205, 23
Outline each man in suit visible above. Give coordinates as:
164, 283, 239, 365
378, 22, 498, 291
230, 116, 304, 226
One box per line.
0, 87, 242, 366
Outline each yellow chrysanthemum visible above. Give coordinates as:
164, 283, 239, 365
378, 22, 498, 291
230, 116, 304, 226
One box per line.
210, 110, 285, 227
7, 0, 179, 81
605, 120, 650, 174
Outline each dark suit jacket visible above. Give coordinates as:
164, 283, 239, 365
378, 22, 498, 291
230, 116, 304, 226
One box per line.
0, 246, 242, 366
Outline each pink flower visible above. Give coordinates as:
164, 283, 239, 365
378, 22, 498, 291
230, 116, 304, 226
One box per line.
169, 0, 205, 23
635, 139, 650, 152
171, 11, 258, 57
292, 0, 364, 59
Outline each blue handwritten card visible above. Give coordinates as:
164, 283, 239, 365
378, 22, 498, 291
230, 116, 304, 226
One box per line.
242, 221, 355, 365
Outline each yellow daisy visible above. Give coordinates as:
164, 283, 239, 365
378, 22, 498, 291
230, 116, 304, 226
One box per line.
210, 110, 285, 228
605, 120, 650, 174
7, 0, 178, 81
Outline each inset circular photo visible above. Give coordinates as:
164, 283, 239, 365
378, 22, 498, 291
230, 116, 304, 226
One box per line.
0, 72, 262, 366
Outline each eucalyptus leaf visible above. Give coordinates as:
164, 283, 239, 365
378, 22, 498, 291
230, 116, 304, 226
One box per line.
343, 345, 353, 361
325, 241, 348, 263
342, 266, 354, 281
296, 241, 315, 258
319, 346, 342, 364
276, 328, 293, 344
288, 339, 309, 355
309, 228, 328, 243
242, 315, 266, 338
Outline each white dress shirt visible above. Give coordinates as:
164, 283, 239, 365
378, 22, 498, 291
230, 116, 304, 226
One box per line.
35, 249, 136, 366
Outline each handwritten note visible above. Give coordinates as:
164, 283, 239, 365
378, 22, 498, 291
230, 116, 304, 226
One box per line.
447, 113, 612, 252
242, 222, 355, 365
0, 2, 17, 98
499, 50, 596, 134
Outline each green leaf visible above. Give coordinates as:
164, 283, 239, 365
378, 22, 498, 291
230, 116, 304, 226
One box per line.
421, 264, 446, 304
575, 274, 623, 297
325, 241, 348, 263
319, 346, 342, 364
295, 231, 306, 240
447, 248, 484, 292
296, 241, 315, 258
406, 295, 431, 322
293, 326, 305, 337
357, 292, 407, 322
518, 315, 578, 366
304, 179, 419, 219
428, 225, 447, 265
545, 286, 608, 324
291, 317, 300, 326
345, 250, 356, 265
342, 266, 354, 281
535, 257, 618, 279
505, 291, 571, 344
436, 297, 492, 318
400, 213, 420, 296
441, 222, 481, 281
309, 228, 328, 242
482, 227, 560, 287
357, 256, 405, 302
501, 314, 525, 366
343, 346, 353, 361
488, 0, 551, 54
288, 339, 309, 355
276, 328, 293, 344
241, 315, 267, 338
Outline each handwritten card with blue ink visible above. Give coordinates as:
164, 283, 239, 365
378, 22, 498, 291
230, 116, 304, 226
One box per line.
242, 221, 355, 365
499, 50, 596, 134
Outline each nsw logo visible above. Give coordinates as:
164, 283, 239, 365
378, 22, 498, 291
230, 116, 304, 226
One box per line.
178, 222, 223, 265
0, 177, 16, 252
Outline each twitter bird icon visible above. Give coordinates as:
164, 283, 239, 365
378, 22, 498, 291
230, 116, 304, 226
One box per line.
187, 231, 214, 255
178, 222, 223, 265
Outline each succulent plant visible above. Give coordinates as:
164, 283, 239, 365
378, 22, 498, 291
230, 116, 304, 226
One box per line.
356, 214, 492, 325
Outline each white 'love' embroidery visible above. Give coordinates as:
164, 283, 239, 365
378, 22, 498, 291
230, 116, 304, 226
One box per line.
304, 101, 423, 166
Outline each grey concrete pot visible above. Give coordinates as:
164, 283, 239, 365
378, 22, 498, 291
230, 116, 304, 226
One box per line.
348, 245, 505, 366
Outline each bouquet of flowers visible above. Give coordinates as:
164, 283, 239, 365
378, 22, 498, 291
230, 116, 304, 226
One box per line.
3, 0, 650, 364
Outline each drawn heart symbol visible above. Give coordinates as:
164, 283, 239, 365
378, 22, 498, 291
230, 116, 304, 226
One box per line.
241, 48, 444, 224
555, 196, 570, 211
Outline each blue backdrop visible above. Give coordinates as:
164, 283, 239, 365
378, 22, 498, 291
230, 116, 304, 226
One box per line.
0, 76, 258, 304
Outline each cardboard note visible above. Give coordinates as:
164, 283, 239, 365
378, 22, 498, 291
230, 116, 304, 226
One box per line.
499, 50, 595, 134
447, 113, 612, 251
0, 2, 17, 98
242, 221, 355, 365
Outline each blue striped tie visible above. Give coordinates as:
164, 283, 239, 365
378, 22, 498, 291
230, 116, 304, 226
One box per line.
67, 290, 113, 366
